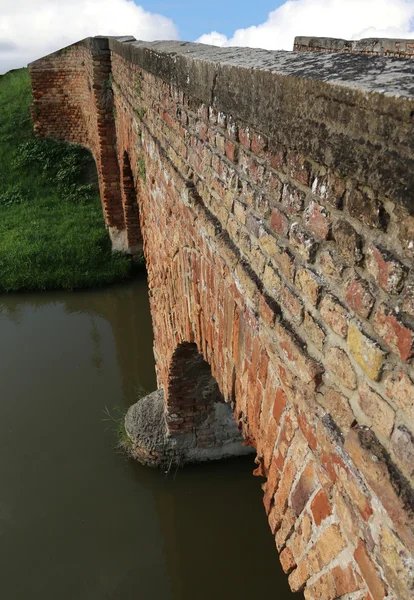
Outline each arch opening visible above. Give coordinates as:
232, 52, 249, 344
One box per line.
125, 342, 253, 466
166, 342, 253, 463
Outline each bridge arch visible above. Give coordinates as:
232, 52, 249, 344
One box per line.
166, 341, 252, 461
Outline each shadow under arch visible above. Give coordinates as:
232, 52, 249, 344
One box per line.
125, 340, 254, 467
120, 150, 143, 255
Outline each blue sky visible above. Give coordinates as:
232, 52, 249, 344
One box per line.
1, 0, 414, 73
138, 1, 285, 42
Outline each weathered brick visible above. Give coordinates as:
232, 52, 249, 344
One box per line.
282, 286, 304, 324
290, 223, 319, 262
320, 294, 349, 337
279, 546, 296, 574
366, 245, 407, 294
347, 189, 388, 229
312, 169, 346, 208
320, 385, 355, 433
303, 311, 326, 351
373, 304, 413, 362
318, 249, 345, 282
291, 461, 318, 516
345, 273, 375, 319
391, 425, 414, 478
305, 201, 331, 239
274, 321, 323, 387
290, 512, 313, 560
281, 182, 306, 214
332, 564, 360, 596
270, 207, 290, 236
325, 346, 357, 389
357, 382, 395, 438
308, 524, 346, 571
401, 279, 414, 317
304, 572, 336, 600
385, 369, 414, 421
295, 267, 321, 306
275, 505, 296, 549
347, 321, 386, 381
286, 151, 311, 186
310, 489, 332, 525
332, 219, 363, 264
288, 558, 312, 593
263, 263, 282, 299
354, 539, 387, 600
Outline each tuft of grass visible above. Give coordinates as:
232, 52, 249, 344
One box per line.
102, 405, 133, 454
0, 68, 137, 292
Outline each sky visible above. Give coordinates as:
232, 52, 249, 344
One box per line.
1, 0, 414, 74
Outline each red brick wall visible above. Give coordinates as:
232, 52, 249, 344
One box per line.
30, 37, 414, 599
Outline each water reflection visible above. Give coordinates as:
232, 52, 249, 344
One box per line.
0, 278, 294, 600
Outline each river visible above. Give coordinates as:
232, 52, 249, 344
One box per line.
0, 278, 293, 599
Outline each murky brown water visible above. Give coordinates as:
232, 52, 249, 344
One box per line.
0, 278, 294, 599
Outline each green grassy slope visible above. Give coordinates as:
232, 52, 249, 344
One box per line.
0, 68, 135, 292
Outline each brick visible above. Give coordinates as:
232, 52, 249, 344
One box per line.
274, 321, 323, 387
281, 182, 306, 214
238, 126, 251, 149
385, 369, 414, 421
281, 286, 304, 324
263, 263, 282, 299
251, 131, 267, 155
357, 382, 395, 438
303, 311, 326, 351
279, 546, 296, 574
354, 539, 387, 600
304, 572, 336, 600
366, 245, 407, 294
290, 512, 313, 560
321, 385, 355, 433
320, 293, 349, 337
401, 279, 414, 317
347, 321, 386, 381
273, 387, 287, 422
312, 170, 346, 208
275, 505, 296, 549
290, 223, 319, 262
295, 267, 321, 306
270, 207, 289, 236
325, 346, 357, 389
305, 201, 331, 239
332, 219, 363, 264
347, 189, 387, 229
345, 273, 375, 319
225, 139, 236, 162
310, 489, 332, 525
286, 151, 311, 186
291, 461, 318, 516
391, 425, 414, 478
332, 564, 359, 596
379, 526, 414, 600
318, 249, 345, 282
288, 558, 311, 593
308, 524, 346, 571
373, 304, 413, 362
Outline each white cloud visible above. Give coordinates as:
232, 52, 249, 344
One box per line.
196, 0, 414, 50
0, 0, 179, 74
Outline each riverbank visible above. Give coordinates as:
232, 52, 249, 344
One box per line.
0, 68, 138, 292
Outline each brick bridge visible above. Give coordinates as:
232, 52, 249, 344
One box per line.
30, 36, 414, 599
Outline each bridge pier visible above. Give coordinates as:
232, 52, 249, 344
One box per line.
125, 343, 254, 467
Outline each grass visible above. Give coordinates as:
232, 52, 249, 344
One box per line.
102, 405, 133, 455
0, 68, 138, 292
